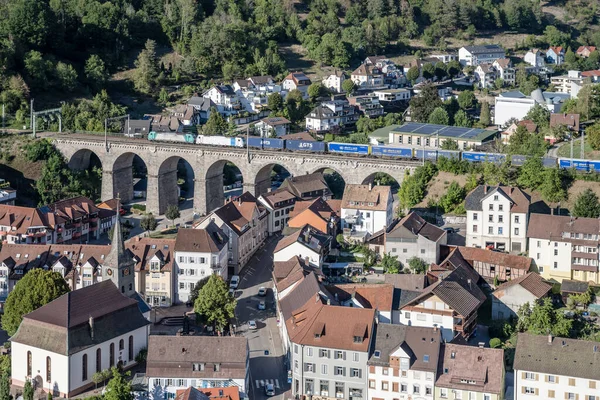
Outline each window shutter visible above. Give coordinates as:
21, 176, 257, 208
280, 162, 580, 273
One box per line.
343, 352, 346, 360
545, 375, 549, 383
521, 372, 526, 379
564, 393, 568, 400
369, 366, 375, 374
575, 395, 579, 400
535, 389, 539, 395
521, 387, 525, 394
556, 376, 559, 384
535, 373, 539, 381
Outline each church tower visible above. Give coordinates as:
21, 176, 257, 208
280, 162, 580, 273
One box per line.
102, 214, 136, 297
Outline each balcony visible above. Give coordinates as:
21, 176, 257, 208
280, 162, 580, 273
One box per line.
72, 232, 82, 239
27, 231, 46, 238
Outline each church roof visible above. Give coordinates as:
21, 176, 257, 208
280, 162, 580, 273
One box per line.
103, 215, 129, 269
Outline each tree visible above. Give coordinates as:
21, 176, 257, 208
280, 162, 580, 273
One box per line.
406, 66, 420, 85
572, 188, 600, 218
517, 298, 572, 337
407, 257, 428, 274
587, 122, 600, 150
85, 55, 108, 89
104, 367, 134, 400
134, 39, 159, 94
409, 84, 443, 122
422, 63, 435, 81
525, 104, 551, 129
380, 253, 401, 274
342, 79, 355, 96
441, 139, 459, 150
494, 78, 504, 90
439, 181, 465, 212
140, 213, 158, 233
194, 275, 236, 331
165, 205, 180, 227
479, 101, 491, 126
55, 62, 78, 91
539, 168, 567, 203
517, 157, 545, 189
565, 47, 577, 66
428, 107, 449, 125
446, 60, 461, 80
158, 88, 169, 105
268, 92, 283, 112
453, 110, 471, 127
203, 108, 228, 136
2, 269, 70, 336
434, 62, 447, 81
7, 0, 51, 48
0, 372, 10, 400
23, 380, 33, 400
457, 90, 476, 109
190, 276, 211, 304
308, 82, 327, 101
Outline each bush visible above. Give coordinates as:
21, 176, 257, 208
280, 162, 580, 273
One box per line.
25, 139, 56, 161
489, 338, 502, 348
135, 348, 148, 363
132, 204, 146, 211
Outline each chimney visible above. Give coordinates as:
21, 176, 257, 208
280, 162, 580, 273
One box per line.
548, 333, 553, 344
369, 182, 373, 191
551, 208, 554, 216
89, 316, 94, 340
478, 342, 485, 348
484, 185, 487, 194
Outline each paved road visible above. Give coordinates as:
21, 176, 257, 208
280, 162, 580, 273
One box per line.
234, 236, 290, 400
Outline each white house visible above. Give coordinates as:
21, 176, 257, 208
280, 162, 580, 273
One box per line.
372, 88, 411, 102
146, 335, 249, 399
513, 333, 600, 400
527, 213, 600, 285
367, 324, 441, 400
11, 280, 150, 398
341, 184, 393, 240
465, 185, 531, 253
493, 58, 516, 86
351, 64, 384, 89
524, 49, 546, 67
257, 188, 297, 234
546, 46, 565, 65
273, 225, 332, 268
282, 72, 311, 99
305, 100, 358, 133
494, 91, 537, 126
322, 71, 346, 93
202, 85, 241, 116
458, 45, 505, 66
491, 272, 551, 320
254, 117, 290, 137
475, 63, 499, 88
174, 224, 228, 303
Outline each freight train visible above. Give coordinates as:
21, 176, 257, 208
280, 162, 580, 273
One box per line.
146, 132, 600, 172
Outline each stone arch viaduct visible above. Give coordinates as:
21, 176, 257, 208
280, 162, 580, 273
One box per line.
53, 135, 420, 216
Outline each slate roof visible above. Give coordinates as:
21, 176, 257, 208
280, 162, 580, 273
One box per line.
274, 225, 331, 254
188, 96, 215, 111
463, 44, 505, 55
280, 173, 329, 199
341, 184, 391, 211
495, 272, 551, 298
147, 335, 248, 379
11, 280, 149, 355
464, 185, 530, 213
368, 324, 441, 373
387, 212, 445, 242
259, 188, 297, 209
514, 333, 600, 380
175, 222, 228, 253
215, 85, 236, 96
560, 279, 589, 294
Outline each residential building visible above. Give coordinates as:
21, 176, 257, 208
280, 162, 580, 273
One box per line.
560, 280, 589, 304
0, 205, 51, 244
549, 113, 580, 141
11, 280, 150, 398
525, 49, 546, 67
257, 188, 297, 234
282, 72, 312, 99
287, 294, 375, 400
147, 113, 183, 133
581, 69, 600, 82
232, 76, 285, 114
546, 46, 565, 64
196, 192, 268, 276
465, 185, 530, 253
322, 70, 346, 93
254, 117, 290, 138
383, 123, 499, 150
513, 333, 600, 400
326, 283, 394, 323
280, 132, 315, 141
493, 58, 516, 86
279, 173, 332, 200
125, 119, 151, 138
187, 96, 215, 122
341, 184, 393, 240
305, 100, 358, 133
435, 344, 505, 400
272, 256, 319, 301
351, 64, 385, 89
372, 89, 411, 102
458, 45, 505, 66
367, 324, 441, 400
492, 272, 551, 320
174, 224, 228, 303
501, 120, 537, 144
203, 85, 242, 116
273, 225, 332, 268
475, 63, 499, 89
347, 95, 385, 118
127, 237, 176, 308
430, 53, 458, 63
399, 267, 486, 342
170, 104, 200, 126
384, 212, 447, 267
527, 213, 600, 284
146, 335, 249, 398
550, 70, 585, 97
576, 45, 596, 58
287, 197, 341, 237
0, 180, 16, 205
364, 56, 388, 65
175, 387, 240, 400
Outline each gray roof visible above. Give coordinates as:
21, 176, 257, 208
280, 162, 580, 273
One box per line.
188, 96, 215, 111
464, 185, 530, 213
388, 212, 445, 242
127, 119, 151, 134
279, 272, 321, 322
368, 324, 441, 373
11, 280, 149, 355
560, 279, 589, 294
514, 333, 600, 380
216, 85, 236, 96
500, 91, 526, 98
384, 274, 428, 291
103, 216, 132, 271
463, 44, 505, 54
392, 288, 423, 310
175, 222, 228, 253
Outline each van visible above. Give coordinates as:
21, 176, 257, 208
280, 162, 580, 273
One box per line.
230, 275, 240, 289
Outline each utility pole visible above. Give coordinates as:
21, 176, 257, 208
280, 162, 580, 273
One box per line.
30, 99, 34, 136
581, 129, 585, 159
571, 136, 574, 165
246, 125, 250, 161
2, 104, 4, 130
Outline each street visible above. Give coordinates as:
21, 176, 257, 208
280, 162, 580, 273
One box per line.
234, 235, 290, 400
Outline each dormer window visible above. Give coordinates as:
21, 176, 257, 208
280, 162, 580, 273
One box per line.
353, 336, 363, 343
314, 333, 321, 339
192, 363, 205, 371
374, 350, 381, 358
423, 355, 429, 362
450, 352, 456, 359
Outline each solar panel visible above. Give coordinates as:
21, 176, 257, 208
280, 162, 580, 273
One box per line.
415, 125, 439, 134
397, 123, 493, 140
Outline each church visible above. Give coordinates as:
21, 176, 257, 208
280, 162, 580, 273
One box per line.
10, 217, 151, 398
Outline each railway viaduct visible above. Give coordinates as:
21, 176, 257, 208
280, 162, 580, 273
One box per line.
52, 135, 420, 215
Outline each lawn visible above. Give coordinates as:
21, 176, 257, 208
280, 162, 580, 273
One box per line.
557, 139, 600, 160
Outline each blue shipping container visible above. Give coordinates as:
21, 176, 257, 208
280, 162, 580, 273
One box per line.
590, 160, 600, 172
262, 138, 285, 149
559, 158, 591, 171
542, 157, 557, 167
247, 137, 263, 148
286, 140, 326, 152
373, 146, 413, 158
437, 150, 460, 159
414, 149, 437, 161
328, 142, 369, 155
462, 152, 505, 163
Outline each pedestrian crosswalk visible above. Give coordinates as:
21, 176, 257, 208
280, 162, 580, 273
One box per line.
255, 379, 281, 389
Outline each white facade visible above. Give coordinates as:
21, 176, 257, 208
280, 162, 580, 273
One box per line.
528, 237, 573, 282
458, 46, 505, 66
492, 60, 516, 86
524, 50, 546, 68
475, 65, 499, 89
494, 93, 537, 127
367, 360, 435, 400
398, 308, 455, 343
372, 89, 411, 102
257, 194, 295, 235
514, 369, 599, 400
341, 205, 393, 236
203, 87, 241, 115
466, 192, 528, 253
322, 73, 345, 93
550, 71, 584, 97
274, 242, 322, 268
175, 247, 228, 303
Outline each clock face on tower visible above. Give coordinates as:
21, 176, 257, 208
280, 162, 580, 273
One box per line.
124, 267, 130, 276
107, 269, 113, 276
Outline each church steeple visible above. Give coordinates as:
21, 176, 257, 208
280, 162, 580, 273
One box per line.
103, 200, 135, 297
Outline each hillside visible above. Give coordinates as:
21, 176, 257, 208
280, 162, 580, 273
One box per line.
0, 134, 45, 206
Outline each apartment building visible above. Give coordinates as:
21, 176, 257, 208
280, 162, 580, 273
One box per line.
475, 63, 499, 89
305, 100, 358, 133
196, 192, 268, 276
0, 205, 52, 244
282, 72, 312, 99
493, 58, 516, 86
435, 344, 505, 400
527, 213, 600, 284
202, 85, 242, 116
287, 294, 375, 400
341, 184, 393, 240
351, 64, 384, 89
384, 212, 447, 266
458, 45, 505, 66
550, 70, 585, 97
514, 333, 599, 400
174, 224, 228, 303
465, 185, 530, 253
367, 324, 441, 400
322, 70, 346, 93
258, 188, 298, 234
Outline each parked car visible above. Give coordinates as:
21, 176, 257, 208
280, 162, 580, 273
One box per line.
258, 287, 266, 296
248, 320, 257, 330
265, 384, 275, 396
230, 275, 240, 289
258, 301, 266, 310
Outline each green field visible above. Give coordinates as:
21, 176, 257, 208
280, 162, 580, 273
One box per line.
556, 139, 600, 160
